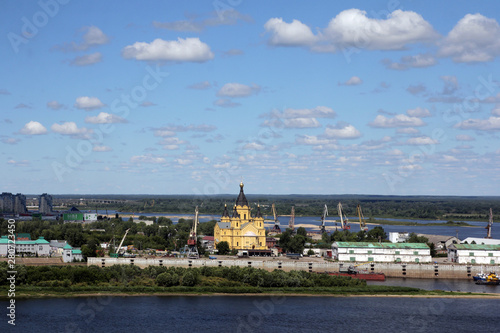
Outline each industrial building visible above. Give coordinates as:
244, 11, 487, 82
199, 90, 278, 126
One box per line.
448, 243, 500, 264
214, 183, 267, 251
62, 243, 83, 262
0, 235, 51, 256
332, 241, 432, 263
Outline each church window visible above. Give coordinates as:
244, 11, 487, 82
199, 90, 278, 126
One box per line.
244, 214, 246, 220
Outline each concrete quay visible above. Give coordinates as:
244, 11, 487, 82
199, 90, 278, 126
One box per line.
87, 257, 499, 280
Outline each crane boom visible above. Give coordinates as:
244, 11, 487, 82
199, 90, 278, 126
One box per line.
357, 204, 368, 232
289, 206, 295, 232
116, 228, 130, 255
337, 202, 351, 230
486, 208, 493, 239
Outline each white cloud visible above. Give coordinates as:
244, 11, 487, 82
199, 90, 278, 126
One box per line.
19, 121, 47, 135
323, 9, 438, 50
439, 13, 500, 62
85, 112, 127, 124
131, 154, 166, 164
217, 83, 260, 97
175, 158, 193, 165
1, 138, 20, 145
70, 52, 102, 66
491, 104, 500, 116
341, 76, 363, 86
295, 135, 331, 145
456, 134, 475, 141
154, 130, 176, 137
455, 116, 500, 131
75, 96, 105, 111
7, 160, 30, 167
243, 142, 265, 150
51, 122, 92, 138
56, 26, 110, 52
442, 155, 459, 162
406, 136, 439, 145
122, 37, 214, 62
159, 137, 185, 145
93, 145, 112, 152
382, 54, 436, 70
264, 18, 318, 46
325, 123, 361, 139
47, 100, 65, 110
397, 127, 420, 134
370, 114, 425, 128
283, 118, 320, 128
386, 149, 404, 156
406, 107, 431, 118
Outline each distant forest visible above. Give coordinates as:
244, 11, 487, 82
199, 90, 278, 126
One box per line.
52, 194, 500, 221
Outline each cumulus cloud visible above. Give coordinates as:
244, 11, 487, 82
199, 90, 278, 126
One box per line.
325, 123, 361, 139
340, 76, 363, 86
295, 135, 331, 145
323, 9, 438, 51
93, 145, 112, 152
382, 54, 436, 70
264, 17, 318, 46
406, 84, 427, 95
47, 101, 65, 110
75, 96, 105, 110
370, 114, 425, 128
439, 13, 500, 62
122, 37, 214, 62
264, 9, 438, 52
217, 83, 260, 98
19, 121, 47, 135
85, 112, 127, 124
243, 142, 265, 150
492, 105, 500, 116
261, 106, 336, 128
406, 136, 439, 145
51, 122, 92, 138
140, 101, 156, 107
55, 26, 110, 52
2, 138, 20, 145
15, 103, 31, 109
455, 116, 500, 131
70, 52, 102, 66
406, 107, 431, 118
397, 127, 420, 134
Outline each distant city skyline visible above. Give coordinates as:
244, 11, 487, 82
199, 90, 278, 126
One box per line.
1, 1, 500, 196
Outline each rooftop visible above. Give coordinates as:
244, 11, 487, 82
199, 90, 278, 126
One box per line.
334, 242, 429, 249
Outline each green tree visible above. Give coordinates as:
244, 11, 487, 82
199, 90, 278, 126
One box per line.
217, 241, 230, 255
296, 227, 307, 237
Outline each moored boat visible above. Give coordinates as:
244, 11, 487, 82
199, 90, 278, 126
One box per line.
474, 272, 499, 285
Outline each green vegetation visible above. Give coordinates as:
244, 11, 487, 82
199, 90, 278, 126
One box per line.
64, 194, 500, 221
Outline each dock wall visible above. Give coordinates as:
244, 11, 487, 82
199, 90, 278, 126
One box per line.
88, 257, 499, 280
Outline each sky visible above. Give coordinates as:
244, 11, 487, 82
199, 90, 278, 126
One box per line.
1, 0, 500, 196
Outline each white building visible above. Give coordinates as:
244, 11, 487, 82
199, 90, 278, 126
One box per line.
62, 243, 83, 262
332, 242, 432, 263
389, 232, 410, 243
84, 213, 98, 222
448, 244, 500, 264
0, 236, 51, 256
461, 238, 500, 246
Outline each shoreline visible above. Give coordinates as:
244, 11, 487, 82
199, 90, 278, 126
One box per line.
5, 292, 500, 299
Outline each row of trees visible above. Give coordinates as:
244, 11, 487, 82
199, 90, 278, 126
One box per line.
0, 262, 365, 289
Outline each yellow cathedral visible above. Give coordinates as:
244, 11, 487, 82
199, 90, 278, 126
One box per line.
214, 183, 267, 250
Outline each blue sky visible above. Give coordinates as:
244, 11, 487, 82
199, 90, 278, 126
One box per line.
1, 0, 500, 196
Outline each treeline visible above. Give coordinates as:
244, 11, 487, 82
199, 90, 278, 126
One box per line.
0, 263, 365, 289
73, 195, 500, 220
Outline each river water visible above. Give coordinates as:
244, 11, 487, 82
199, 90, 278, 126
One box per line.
2, 295, 499, 332
110, 211, 493, 240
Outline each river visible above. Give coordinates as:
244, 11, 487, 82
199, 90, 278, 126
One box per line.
2, 295, 499, 332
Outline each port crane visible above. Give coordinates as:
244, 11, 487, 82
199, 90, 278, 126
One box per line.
320, 204, 337, 233
111, 228, 130, 257
356, 204, 369, 232
182, 206, 200, 259
265, 203, 281, 233
337, 202, 351, 230
486, 208, 493, 239
288, 206, 295, 233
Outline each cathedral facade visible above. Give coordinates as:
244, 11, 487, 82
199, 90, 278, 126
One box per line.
214, 183, 267, 250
